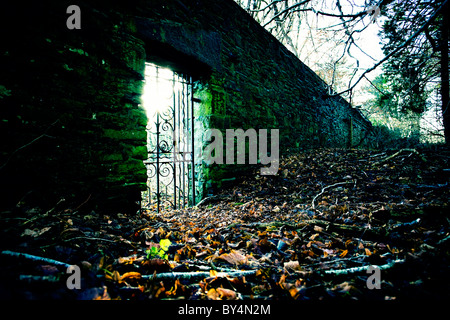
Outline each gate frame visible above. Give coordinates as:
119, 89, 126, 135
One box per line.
143, 63, 197, 212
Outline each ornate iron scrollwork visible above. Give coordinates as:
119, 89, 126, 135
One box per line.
142, 63, 196, 212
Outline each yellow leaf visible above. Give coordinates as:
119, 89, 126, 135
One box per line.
278, 274, 286, 286
365, 248, 372, 256
339, 249, 348, 257
207, 288, 220, 300
112, 270, 121, 282
309, 233, 319, 240
120, 272, 142, 282
209, 269, 218, 277
166, 279, 181, 296
289, 287, 300, 299
387, 244, 399, 254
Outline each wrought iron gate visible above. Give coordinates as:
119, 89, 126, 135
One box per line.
143, 63, 196, 212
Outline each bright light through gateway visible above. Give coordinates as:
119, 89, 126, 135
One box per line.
142, 62, 175, 118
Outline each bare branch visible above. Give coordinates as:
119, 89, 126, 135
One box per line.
263, 0, 312, 27
329, 0, 449, 98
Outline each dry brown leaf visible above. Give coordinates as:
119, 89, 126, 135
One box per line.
118, 255, 143, 265
278, 274, 287, 287
284, 260, 301, 271
21, 227, 51, 237
120, 272, 142, 282
166, 279, 181, 296
339, 249, 348, 257
309, 233, 319, 240
107, 270, 121, 282
93, 287, 111, 300
217, 287, 237, 300
314, 225, 323, 232
289, 287, 300, 299
219, 250, 247, 265
207, 288, 220, 300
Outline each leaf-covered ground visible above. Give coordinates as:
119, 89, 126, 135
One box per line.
1, 148, 449, 300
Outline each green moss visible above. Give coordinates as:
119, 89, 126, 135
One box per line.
102, 154, 124, 162
195, 85, 213, 116
102, 128, 147, 141
131, 145, 148, 159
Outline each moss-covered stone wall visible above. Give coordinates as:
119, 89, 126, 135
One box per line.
1, 1, 148, 212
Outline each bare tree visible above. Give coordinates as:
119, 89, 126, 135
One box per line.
235, 0, 450, 143
236, 0, 382, 102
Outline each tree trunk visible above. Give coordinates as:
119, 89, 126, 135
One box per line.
441, 1, 450, 145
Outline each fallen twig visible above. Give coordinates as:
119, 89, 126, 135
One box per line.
195, 195, 228, 208
227, 219, 383, 236
322, 259, 405, 275
437, 235, 450, 246
18, 274, 61, 284
312, 181, 353, 209
1, 250, 72, 269
372, 149, 426, 166
145, 269, 258, 281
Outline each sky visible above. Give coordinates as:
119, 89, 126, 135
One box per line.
236, 0, 388, 105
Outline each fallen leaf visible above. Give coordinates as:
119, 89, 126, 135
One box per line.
21, 227, 51, 237
210, 269, 219, 277
339, 249, 348, 257
120, 272, 142, 282
92, 287, 111, 300
207, 288, 221, 300
289, 286, 300, 299
284, 260, 301, 271
219, 250, 247, 266
166, 279, 183, 296
118, 255, 143, 265
217, 287, 237, 300
314, 225, 323, 232
309, 233, 319, 240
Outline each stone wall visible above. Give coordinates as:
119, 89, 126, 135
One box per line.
1, 1, 148, 212
132, 0, 373, 191
0, 0, 373, 212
